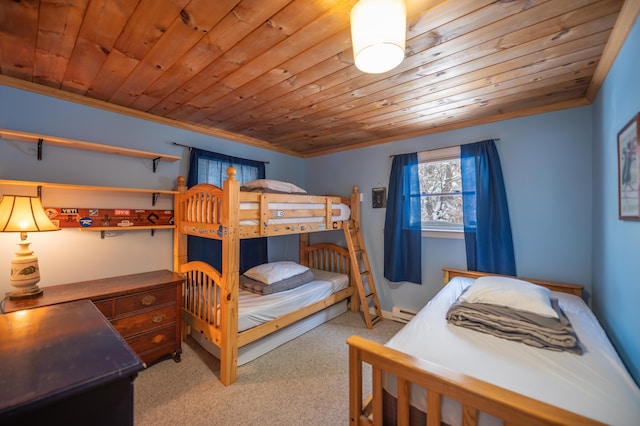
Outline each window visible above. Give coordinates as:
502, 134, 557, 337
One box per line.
187, 148, 267, 272
418, 146, 463, 237
195, 156, 261, 187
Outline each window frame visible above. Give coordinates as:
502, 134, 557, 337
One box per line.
418, 146, 464, 239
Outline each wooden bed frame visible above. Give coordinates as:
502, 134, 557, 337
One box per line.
347, 268, 604, 426
173, 168, 359, 385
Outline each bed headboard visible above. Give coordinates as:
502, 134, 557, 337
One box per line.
442, 268, 584, 298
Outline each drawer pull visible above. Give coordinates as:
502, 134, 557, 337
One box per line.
141, 295, 157, 306
152, 314, 166, 323
151, 334, 167, 344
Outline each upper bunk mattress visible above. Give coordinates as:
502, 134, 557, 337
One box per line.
383, 276, 640, 426
239, 201, 350, 225
238, 268, 348, 332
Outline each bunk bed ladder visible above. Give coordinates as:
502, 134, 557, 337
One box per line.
344, 222, 382, 329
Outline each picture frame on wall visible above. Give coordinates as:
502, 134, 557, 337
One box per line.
372, 187, 386, 208
618, 112, 640, 220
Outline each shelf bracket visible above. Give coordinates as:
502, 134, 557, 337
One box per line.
151, 229, 156, 237
37, 138, 44, 161
152, 157, 161, 173
152, 192, 159, 206
101, 231, 106, 240
37, 185, 43, 198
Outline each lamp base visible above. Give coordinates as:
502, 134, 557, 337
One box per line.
8, 286, 44, 299
9, 235, 44, 300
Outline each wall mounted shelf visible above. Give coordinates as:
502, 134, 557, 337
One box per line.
0, 180, 177, 239
0, 179, 178, 206
0, 128, 181, 172
77, 226, 175, 239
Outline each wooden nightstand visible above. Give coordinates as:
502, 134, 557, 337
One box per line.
0, 300, 144, 425
3, 270, 183, 366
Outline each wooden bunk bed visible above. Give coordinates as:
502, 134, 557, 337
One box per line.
173, 168, 360, 385
348, 268, 640, 425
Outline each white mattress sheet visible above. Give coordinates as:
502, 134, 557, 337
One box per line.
238, 268, 348, 332
239, 202, 350, 225
383, 277, 640, 425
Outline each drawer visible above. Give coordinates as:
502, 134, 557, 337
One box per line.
126, 324, 176, 356
115, 287, 175, 316
93, 299, 114, 318
112, 305, 176, 338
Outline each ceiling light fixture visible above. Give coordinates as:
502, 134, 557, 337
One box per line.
350, 0, 407, 74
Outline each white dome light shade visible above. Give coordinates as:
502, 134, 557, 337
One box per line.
350, 0, 406, 74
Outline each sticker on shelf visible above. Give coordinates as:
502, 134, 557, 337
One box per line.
44, 207, 174, 228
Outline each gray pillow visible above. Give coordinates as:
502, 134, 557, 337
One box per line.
240, 269, 314, 295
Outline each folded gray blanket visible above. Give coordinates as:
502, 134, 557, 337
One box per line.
446, 298, 582, 354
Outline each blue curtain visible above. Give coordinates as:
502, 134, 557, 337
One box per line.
187, 148, 267, 274
461, 139, 516, 276
384, 153, 422, 284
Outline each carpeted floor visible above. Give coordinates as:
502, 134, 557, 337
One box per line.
134, 311, 403, 426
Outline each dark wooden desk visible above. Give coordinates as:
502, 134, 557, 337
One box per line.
0, 300, 145, 426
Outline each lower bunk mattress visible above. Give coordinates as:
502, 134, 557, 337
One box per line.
190, 268, 349, 365
382, 276, 640, 425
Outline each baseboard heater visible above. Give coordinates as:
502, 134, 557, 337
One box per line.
391, 306, 417, 324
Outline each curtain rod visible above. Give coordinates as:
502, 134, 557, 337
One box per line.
171, 141, 192, 150
389, 138, 500, 158
171, 141, 270, 164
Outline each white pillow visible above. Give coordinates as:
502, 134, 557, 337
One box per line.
459, 276, 559, 319
244, 261, 310, 285
242, 179, 307, 194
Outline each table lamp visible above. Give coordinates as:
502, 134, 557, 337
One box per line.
0, 195, 60, 299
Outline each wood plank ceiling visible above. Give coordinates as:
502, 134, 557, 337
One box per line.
0, 0, 635, 157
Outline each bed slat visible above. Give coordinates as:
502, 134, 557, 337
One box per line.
349, 343, 366, 425
180, 261, 223, 346
427, 390, 441, 425
304, 243, 351, 275
180, 183, 223, 226
462, 404, 478, 426
373, 367, 384, 426
397, 377, 410, 426
347, 335, 604, 426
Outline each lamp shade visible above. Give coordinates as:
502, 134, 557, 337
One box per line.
350, 0, 406, 74
0, 195, 59, 233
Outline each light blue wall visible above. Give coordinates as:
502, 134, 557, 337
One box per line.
591, 16, 640, 384
306, 106, 593, 311
0, 86, 305, 185
0, 85, 304, 295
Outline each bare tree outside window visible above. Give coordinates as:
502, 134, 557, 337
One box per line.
418, 157, 463, 231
